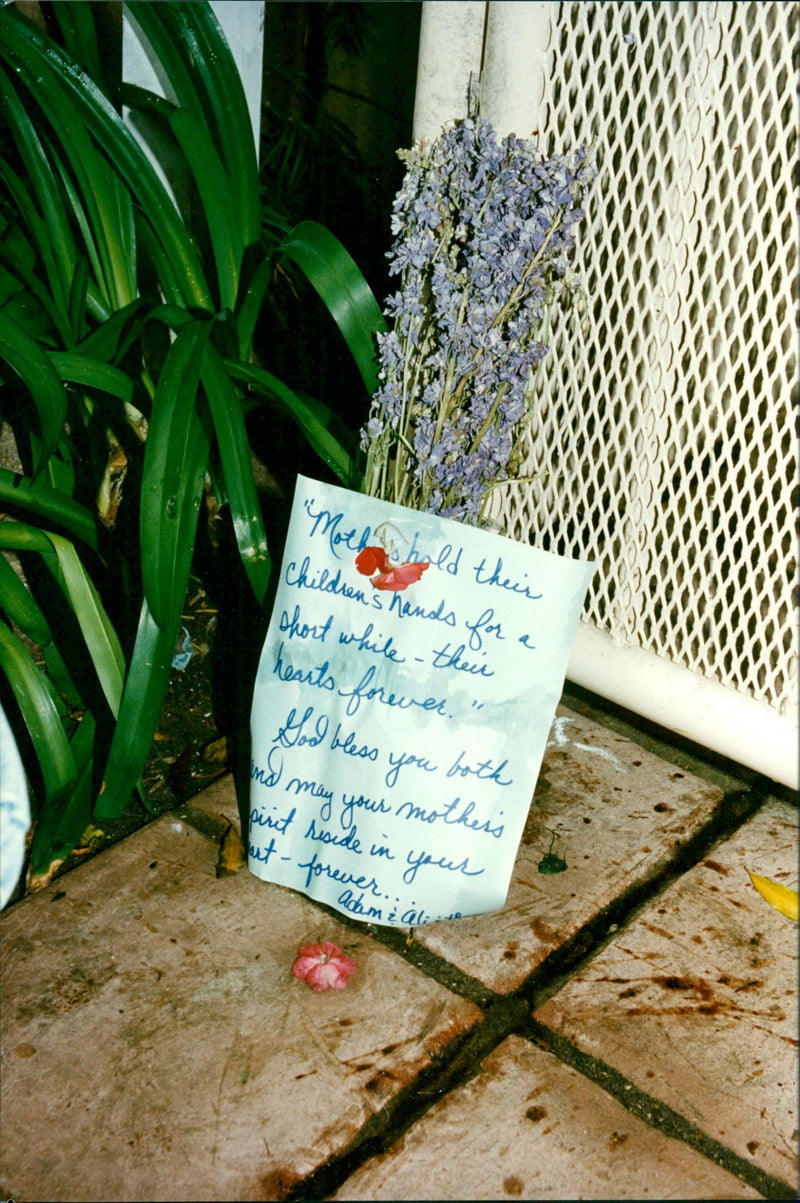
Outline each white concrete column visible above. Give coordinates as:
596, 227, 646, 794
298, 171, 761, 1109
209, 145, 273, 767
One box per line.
412, 1, 487, 143
481, 1, 556, 138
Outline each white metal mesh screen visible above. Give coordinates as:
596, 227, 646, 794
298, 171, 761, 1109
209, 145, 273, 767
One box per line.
489, 1, 798, 784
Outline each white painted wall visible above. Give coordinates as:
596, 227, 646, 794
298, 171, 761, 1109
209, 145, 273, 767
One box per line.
122, 1, 264, 170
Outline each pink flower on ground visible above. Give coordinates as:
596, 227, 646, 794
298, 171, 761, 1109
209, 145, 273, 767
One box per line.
355, 546, 430, 592
292, 941, 357, 991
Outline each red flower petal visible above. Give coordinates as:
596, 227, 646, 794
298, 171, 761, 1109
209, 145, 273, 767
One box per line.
371, 561, 430, 591
355, 546, 390, 576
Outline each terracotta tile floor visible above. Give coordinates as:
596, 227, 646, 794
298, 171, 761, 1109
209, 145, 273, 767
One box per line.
1, 703, 797, 1201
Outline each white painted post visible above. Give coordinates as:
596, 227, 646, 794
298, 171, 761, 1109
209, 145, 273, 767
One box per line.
412, 1, 559, 143
412, 1, 486, 143
480, 1, 557, 137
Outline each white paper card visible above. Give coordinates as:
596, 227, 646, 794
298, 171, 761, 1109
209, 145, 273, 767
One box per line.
248, 475, 593, 927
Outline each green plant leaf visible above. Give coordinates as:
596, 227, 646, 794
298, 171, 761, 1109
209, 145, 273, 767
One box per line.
0, 308, 68, 476
0, 469, 98, 551
226, 358, 361, 489
125, 2, 261, 281
277, 220, 386, 397
0, 520, 123, 723
42, 638, 81, 714
140, 319, 212, 630
118, 77, 241, 310
170, 2, 261, 247
168, 104, 242, 310
235, 254, 271, 360
0, 200, 71, 345
51, 145, 134, 319
28, 709, 96, 888
0, 522, 54, 556
0, 5, 212, 310
0, 64, 77, 329
94, 597, 174, 821
67, 255, 90, 343
1, 28, 134, 314
51, 0, 106, 95
49, 351, 136, 406
0, 549, 51, 646
121, 3, 245, 306
45, 532, 125, 718
0, 617, 76, 805
75, 298, 147, 364
200, 340, 271, 606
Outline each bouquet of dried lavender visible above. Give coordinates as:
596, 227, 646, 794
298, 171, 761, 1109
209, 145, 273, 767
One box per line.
361, 99, 595, 527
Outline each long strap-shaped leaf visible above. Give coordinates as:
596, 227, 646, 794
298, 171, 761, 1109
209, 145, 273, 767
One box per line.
45, 532, 125, 719
276, 221, 387, 397
0, 309, 68, 476
1, 26, 134, 314
117, 80, 240, 312
167, 105, 241, 311
0, 617, 76, 805
48, 352, 136, 407
144, 304, 271, 604
50, 1, 107, 97
0, 521, 124, 718
100, 327, 214, 818
0, 468, 98, 551
0, 65, 77, 329
140, 320, 212, 631
0, 549, 52, 646
75, 298, 147, 365
50, 138, 136, 319
0, 5, 212, 311
235, 255, 271, 361
28, 708, 96, 889
226, 358, 361, 490
93, 597, 175, 821
0, 187, 72, 346
126, 3, 261, 272
199, 341, 271, 606
121, 4, 243, 308
168, 2, 261, 249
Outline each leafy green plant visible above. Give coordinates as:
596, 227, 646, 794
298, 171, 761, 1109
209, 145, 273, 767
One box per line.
0, 1, 384, 888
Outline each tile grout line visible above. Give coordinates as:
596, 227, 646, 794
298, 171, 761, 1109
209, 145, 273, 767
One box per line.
523, 786, 770, 1009
275, 785, 777, 1200
176, 781, 777, 1197
176, 707, 784, 1199
323, 785, 769, 1014
283, 994, 531, 1202
524, 1017, 797, 1201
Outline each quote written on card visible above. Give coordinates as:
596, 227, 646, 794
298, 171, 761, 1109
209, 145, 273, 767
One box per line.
248, 475, 594, 927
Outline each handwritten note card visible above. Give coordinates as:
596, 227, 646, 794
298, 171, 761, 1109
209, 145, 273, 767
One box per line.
248, 475, 593, 927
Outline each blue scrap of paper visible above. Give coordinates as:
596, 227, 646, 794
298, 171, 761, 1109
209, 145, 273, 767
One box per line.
1, 702, 30, 909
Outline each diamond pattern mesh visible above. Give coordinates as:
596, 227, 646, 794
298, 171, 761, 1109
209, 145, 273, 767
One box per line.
493, 0, 798, 721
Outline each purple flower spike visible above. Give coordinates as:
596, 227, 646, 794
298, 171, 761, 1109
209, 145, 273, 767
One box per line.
361, 86, 596, 526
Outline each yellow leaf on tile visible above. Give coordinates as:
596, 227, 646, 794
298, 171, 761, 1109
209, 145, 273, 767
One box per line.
746, 869, 799, 921
216, 821, 245, 878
